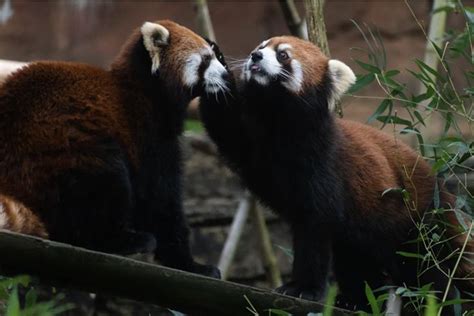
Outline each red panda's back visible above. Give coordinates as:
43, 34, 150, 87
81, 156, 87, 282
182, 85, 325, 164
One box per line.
0, 61, 134, 209
337, 119, 436, 224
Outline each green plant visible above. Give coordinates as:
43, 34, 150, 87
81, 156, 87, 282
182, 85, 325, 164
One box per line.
348, 0, 473, 315
0, 275, 73, 316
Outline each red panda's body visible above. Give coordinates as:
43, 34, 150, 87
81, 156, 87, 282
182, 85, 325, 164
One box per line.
0, 20, 225, 278
0, 62, 133, 211
199, 36, 473, 312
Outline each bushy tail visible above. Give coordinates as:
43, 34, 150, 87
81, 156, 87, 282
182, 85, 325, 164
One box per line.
0, 194, 48, 238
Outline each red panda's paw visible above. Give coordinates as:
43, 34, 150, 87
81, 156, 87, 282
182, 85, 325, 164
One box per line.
189, 263, 221, 279
274, 281, 325, 302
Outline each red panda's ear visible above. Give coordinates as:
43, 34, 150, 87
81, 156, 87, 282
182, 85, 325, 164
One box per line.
328, 60, 355, 111
141, 22, 170, 74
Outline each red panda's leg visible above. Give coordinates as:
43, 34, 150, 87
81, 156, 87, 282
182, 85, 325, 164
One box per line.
49, 145, 155, 254
133, 142, 220, 278
275, 221, 332, 301
332, 242, 387, 312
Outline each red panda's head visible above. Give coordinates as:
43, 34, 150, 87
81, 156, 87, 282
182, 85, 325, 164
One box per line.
139, 20, 228, 95
241, 36, 355, 110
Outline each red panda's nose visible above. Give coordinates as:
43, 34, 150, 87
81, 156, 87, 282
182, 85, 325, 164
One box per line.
251, 51, 263, 62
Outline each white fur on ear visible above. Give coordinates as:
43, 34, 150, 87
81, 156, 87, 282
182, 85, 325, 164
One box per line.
141, 22, 170, 74
328, 59, 356, 111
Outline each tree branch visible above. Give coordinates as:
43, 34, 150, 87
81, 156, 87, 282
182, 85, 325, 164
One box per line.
195, 0, 216, 42
0, 231, 350, 315
278, 0, 307, 39
303, 0, 330, 57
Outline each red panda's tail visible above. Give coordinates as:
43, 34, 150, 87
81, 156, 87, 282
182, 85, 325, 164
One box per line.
0, 194, 48, 238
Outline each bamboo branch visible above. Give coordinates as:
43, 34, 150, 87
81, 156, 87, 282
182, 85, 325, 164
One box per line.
304, 0, 330, 57
0, 231, 350, 315
218, 193, 251, 280
195, 0, 216, 42
278, 0, 307, 39
251, 202, 282, 289
421, 0, 448, 85
303, 0, 344, 118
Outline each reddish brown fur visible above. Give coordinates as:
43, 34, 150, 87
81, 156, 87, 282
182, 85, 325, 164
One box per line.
0, 195, 48, 238
0, 20, 214, 262
0, 61, 134, 212
338, 119, 474, 296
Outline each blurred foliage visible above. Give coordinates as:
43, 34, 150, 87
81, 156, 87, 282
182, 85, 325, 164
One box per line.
0, 275, 73, 316
185, 119, 204, 133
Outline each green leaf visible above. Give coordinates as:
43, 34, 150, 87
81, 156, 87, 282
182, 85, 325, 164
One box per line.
433, 181, 440, 209
347, 73, 375, 94
464, 6, 474, 23
24, 288, 37, 309
381, 187, 404, 197
6, 287, 20, 316
355, 60, 381, 74
364, 283, 381, 315
413, 110, 426, 127
376, 115, 412, 126
267, 309, 291, 316
367, 99, 391, 123
322, 284, 338, 316
424, 294, 438, 316
383, 69, 400, 77
396, 251, 425, 259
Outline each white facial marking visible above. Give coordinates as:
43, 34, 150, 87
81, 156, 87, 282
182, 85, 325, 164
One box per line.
259, 47, 280, 76
260, 39, 270, 48
243, 45, 280, 85
0, 202, 7, 228
183, 53, 202, 87
281, 59, 303, 93
204, 58, 227, 93
328, 59, 356, 111
278, 43, 292, 51
141, 22, 170, 74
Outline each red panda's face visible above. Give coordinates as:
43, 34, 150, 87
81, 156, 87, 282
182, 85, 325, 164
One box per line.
242, 36, 355, 110
141, 20, 228, 95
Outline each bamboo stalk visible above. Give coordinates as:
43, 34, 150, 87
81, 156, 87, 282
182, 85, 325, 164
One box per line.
278, 0, 307, 39
251, 202, 282, 289
303, 0, 344, 118
414, 0, 448, 143
217, 193, 251, 280
0, 231, 351, 315
304, 0, 330, 57
421, 0, 448, 85
195, 0, 216, 42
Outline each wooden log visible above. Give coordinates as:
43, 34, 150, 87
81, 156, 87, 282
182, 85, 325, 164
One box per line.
0, 231, 349, 315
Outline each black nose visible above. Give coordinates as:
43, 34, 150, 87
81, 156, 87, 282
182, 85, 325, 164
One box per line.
251, 51, 263, 62
221, 71, 230, 82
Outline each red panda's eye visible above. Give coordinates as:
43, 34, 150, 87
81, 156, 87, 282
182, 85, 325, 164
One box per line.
278, 51, 289, 62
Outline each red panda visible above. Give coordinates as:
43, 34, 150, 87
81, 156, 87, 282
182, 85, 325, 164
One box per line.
199, 36, 474, 310
0, 20, 226, 277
